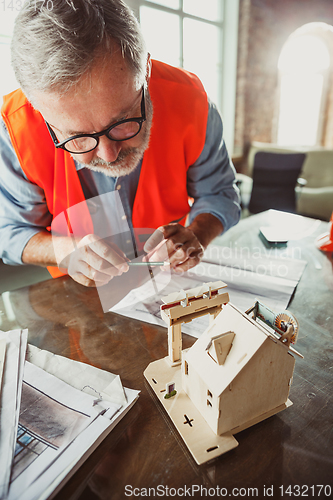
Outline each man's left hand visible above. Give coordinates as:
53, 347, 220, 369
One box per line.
143, 214, 224, 273
144, 223, 204, 273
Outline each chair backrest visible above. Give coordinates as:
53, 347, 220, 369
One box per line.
249, 151, 306, 214
247, 142, 333, 188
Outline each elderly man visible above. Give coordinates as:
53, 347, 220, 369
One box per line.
0, 0, 240, 287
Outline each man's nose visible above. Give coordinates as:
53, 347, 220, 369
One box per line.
96, 135, 122, 162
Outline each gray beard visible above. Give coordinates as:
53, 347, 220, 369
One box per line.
83, 147, 145, 177
79, 93, 153, 178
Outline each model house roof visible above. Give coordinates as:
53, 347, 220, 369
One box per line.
185, 302, 278, 396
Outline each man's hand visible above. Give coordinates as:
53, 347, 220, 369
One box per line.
143, 214, 224, 273
22, 230, 129, 287
22, 214, 223, 283
65, 235, 129, 287
144, 224, 204, 273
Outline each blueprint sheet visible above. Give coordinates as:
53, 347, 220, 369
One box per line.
110, 246, 307, 338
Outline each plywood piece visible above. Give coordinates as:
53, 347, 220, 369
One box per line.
185, 303, 269, 397
217, 336, 295, 434
161, 281, 227, 306
172, 305, 223, 327
207, 331, 235, 365
161, 290, 187, 305
144, 357, 238, 465
163, 293, 229, 322
168, 323, 182, 363
230, 399, 293, 435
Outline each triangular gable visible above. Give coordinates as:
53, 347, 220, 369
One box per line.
206, 331, 235, 365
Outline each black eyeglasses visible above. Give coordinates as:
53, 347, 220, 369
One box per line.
45, 86, 146, 154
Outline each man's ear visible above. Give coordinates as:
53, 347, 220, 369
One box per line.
146, 53, 152, 84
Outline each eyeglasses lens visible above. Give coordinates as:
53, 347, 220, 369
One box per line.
64, 121, 142, 153
108, 121, 141, 141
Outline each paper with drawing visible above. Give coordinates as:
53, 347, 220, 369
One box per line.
110, 245, 307, 338
0, 335, 139, 500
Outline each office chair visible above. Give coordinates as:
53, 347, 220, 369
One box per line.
248, 151, 306, 214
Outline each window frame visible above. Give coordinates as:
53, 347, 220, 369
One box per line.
126, 0, 239, 153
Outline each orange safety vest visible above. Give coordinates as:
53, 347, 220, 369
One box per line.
1, 60, 208, 276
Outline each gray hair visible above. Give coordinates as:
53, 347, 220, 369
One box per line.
11, 0, 147, 99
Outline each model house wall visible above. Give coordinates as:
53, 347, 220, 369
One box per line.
182, 302, 295, 436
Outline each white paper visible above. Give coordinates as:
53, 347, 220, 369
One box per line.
21, 386, 138, 500
110, 247, 307, 338
26, 345, 127, 407
0, 329, 27, 499
7, 350, 139, 500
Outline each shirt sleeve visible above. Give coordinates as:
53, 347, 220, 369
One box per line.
0, 118, 52, 265
187, 101, 241, 232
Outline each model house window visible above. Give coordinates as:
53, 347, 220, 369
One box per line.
277, 25, 330, 146
127, 0, 239, 153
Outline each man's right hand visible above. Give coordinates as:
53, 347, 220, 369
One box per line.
22, 231, 129, 288
65, 234, 129, 287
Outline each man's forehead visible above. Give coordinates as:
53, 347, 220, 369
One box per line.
34, 77, 140, 135
57, 89, 141, 136
33, 50, 141, 132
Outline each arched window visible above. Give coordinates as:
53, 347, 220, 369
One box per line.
276, 23, 331, 147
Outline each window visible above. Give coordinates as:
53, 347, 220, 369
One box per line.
139, 0, 223, 105
127, 0, 239, 153
276, 24, 331, 147
0, 9, 19, 98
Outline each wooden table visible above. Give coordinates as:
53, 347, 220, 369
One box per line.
1, 211, 332, 499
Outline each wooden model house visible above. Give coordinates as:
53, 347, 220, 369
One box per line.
182, 302, 295, 436
144, 281, 302, 464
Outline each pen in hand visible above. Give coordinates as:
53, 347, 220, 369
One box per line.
127, 261, 166, 266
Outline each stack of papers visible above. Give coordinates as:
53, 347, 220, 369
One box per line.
0, 330, 27, 499
0, 330, 139, 500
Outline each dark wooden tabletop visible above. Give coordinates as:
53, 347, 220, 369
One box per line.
1, 211, 332, 499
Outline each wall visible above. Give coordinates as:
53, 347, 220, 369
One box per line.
234, 0, 333, 167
